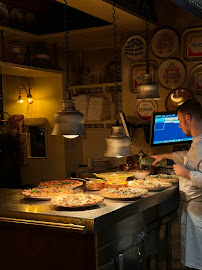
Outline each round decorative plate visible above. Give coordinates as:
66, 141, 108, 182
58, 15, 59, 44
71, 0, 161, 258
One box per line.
189, 64, 202, 96
24, 12, 38, 32
124, 35, 146, 61
165, 89, 194, 111
158, 59, 186, 89
10, 8, 24, 28
0, 2, 9, 25
135, 100, 158, 121
152, 29, 179, 58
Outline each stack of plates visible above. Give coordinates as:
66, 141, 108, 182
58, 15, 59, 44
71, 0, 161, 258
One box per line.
73, 94, 89, 120
93, 158, 111, 172
87, 96, 110, 121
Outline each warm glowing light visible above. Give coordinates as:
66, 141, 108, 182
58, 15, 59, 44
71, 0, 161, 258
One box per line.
27, 97, 34, 104
63, 135, 79, 139
116, 156, 123, 158
17, 99, 24, 104
17, 93, 24, 103
170, 93, 183, 103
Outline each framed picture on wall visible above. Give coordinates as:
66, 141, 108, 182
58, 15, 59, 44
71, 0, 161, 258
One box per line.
182, 27, 202, 61
130, 61, 157, 93
152, 28, 179, 59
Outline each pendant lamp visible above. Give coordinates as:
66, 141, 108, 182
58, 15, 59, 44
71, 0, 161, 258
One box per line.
104, 1, 133, 158
136, 19, 160, 100
52, 0, 85, 138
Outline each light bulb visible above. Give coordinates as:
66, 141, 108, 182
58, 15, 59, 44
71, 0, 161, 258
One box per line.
17, 93, 24, 104
63, 135, 79, 139
116, 156, 123, 158
27, 97, 33, 104
27, 92, 33, 104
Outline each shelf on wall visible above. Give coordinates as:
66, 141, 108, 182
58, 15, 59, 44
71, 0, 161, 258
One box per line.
0, 61, 64, 77
70, 82, 122, 90
84, 120, 116, 128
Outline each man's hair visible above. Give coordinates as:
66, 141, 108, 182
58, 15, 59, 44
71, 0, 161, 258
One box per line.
176, 99, 202, 120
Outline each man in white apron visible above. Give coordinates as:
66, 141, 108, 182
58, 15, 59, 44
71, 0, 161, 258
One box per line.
151, 99, 202, 270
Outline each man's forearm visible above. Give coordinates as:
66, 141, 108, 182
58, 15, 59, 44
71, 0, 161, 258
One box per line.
163, 153, 173, 160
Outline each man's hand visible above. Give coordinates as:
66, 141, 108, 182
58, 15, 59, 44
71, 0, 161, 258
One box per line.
150, 154, 166, 165
173, 164, 190, 178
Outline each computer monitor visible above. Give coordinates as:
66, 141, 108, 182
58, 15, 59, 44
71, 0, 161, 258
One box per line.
150, 111, 193, 146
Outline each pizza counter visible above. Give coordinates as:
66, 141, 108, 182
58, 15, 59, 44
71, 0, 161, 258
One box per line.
0, 186, 179, 270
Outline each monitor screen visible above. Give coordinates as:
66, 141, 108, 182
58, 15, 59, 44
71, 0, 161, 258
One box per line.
150, 111, 193, 146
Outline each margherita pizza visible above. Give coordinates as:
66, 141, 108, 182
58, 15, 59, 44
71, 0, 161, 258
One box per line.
100, 187, 148, 199
129, 179, 172, 191
146, 174, 179, 183
39, 179, 83, 189
51, 193, 104, 208
22, 187, 73, 199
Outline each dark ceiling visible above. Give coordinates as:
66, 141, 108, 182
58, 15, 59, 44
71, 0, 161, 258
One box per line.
0, 0, 110, 34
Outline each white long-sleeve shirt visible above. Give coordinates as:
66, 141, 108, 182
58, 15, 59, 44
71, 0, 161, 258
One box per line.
173, 133, 202, 200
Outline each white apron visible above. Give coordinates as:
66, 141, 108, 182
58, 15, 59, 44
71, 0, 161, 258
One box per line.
179, 154, 202, 270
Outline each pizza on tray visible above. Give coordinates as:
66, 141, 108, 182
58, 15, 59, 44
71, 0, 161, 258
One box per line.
100, 187, 148, 199
94, 171, 135, 180
39, 179, 83, 189
129, 179, 172, 191
51, 193, 104, 208
146, 174, 179, 183
22, 187, 73, 199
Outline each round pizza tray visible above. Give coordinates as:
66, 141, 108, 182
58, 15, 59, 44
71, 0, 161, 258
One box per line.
23, 196, 52, 200
99, 194, 143, 200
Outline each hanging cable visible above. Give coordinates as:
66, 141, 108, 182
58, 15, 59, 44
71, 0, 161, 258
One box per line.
145, 18, 149, 74
64, 0, 71, 99
112, 0, 119, 125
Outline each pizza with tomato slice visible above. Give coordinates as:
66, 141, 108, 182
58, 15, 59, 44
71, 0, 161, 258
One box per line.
22, 187, 73, 199
39, 179, 83, 189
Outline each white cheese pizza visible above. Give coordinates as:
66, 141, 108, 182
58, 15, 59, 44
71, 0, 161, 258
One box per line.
129, 179, 172, 191
100, 187, 148, 199
51, 193, 104, 208
146, 174, 179, 183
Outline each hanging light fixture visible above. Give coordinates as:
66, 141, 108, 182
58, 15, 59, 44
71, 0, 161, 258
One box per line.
51, 0, 85, 139
136, 18, 160, 100
16, 82, 33, 104
104, 1, 133, 158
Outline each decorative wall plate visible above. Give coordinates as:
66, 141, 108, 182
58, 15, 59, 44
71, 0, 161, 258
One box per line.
0, 2, 9, 25
10, 8, 24, 28
158, 59, 186, 89
152, 29, 179, 58
124, 35, 146, 61
165, 89, 194, 111
130, 61, 157, 92
182, 27, 202, 61
135, 100, 158, 121
189, 64, 202, 96
24, 12, 38, 32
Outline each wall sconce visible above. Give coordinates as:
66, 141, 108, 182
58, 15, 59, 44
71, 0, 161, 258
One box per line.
17, 83, 34, 104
